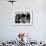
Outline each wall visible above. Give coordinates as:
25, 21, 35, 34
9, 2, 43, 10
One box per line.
0, 0, 46, 41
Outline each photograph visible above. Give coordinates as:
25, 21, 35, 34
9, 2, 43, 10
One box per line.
14, 10, 32, 26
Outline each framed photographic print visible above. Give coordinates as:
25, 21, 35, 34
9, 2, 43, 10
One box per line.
14, 10, 33, 26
